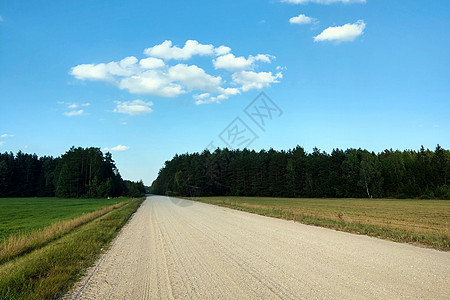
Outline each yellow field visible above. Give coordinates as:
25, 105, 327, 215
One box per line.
188, 197, 450, 250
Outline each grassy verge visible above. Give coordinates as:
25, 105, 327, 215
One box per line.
187, 196, 450, 251
0, 197, 131, 241
0, 201, 127, 264
0, 197, 144, 300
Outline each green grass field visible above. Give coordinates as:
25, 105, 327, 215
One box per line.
0, 197, 128, 241
188, 196, 450, 250
0, 197, 145, 299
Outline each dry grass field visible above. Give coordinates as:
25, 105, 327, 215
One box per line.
188, 197, 450, 250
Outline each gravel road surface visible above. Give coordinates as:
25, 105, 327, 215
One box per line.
67, 195, 449, 299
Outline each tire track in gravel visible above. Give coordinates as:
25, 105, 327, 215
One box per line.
66, 195, 450, 299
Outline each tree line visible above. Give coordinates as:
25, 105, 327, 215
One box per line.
0, 147, 146, 198
151, 145, 449, 199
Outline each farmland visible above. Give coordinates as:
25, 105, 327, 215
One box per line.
0, 197, 128, 241
0, 197, 144, 299
187, 196, 450, 250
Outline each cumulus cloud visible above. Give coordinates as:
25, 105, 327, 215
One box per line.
70, 63, 110, 81
194, 87, 241, 105
139, 57, 165, 69
64, 110, 84, 117
70, 56, 139, 81
215, 45, 231, 56
289, 14, 316, 24
103, 145, 130, 152
194, 93, 213, 105
282, 0, 366, 4
71, 40, 281, 104
213, 54, 272, 72
113, 100, 153, 116
220, 87, 241, 96
144, 40, 217, 60
118, 71, 185, 97
143, 40, 231, 61
214, 54, 252, 71
168, 64, 222, 91
232, 71, 282, 92
314, 20, 366, 42
0, 134, 14, 138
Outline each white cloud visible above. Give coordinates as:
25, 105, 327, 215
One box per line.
106, 56, 139, 77
119, 56, 138, 67
220, 87, 241, 96
168, 64, 222, 91
113, 99, 153, 116
0, 134, 14, 138
314, 20, 365, 43
70, 63, 111, 81
70, 56, 138, 81
289, 14, 316, 24
139, 57, 165, 69
59, 102, 90, 115
194, 93, 213, 105
119, 70, 185, 97
103, 145, 130, 152
282, 0, 366, 4
194, 87, 241, 105
213, 53, 273, 72
143, 40, 215, 60
144, 40, 233, 61
232, 71, 282, 92
0, 142, 5, 147
253, 54, 272, 63
214, 54, 252, 71
215, 45, 231, 56
0, 16, 3, 22
71, 40, 281, 104
64, 110, 84, 117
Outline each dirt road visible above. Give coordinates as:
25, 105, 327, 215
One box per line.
67, 195, 449, 299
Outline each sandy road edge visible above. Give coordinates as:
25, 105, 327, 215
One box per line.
181, 196, 449, 251
62, 198, 146, 299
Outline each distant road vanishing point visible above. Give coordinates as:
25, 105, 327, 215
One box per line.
67, 195, 450, 299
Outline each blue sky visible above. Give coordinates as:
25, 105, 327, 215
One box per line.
1, 0, 449, 185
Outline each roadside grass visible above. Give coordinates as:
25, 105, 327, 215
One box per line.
0, 197, 144, 300
0, 197, 129, 242
187, 197, 450, 251
0, 201, 127, 264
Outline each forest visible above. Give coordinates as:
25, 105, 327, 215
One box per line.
151, 145, 449, 199
0, 147, 145, 198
